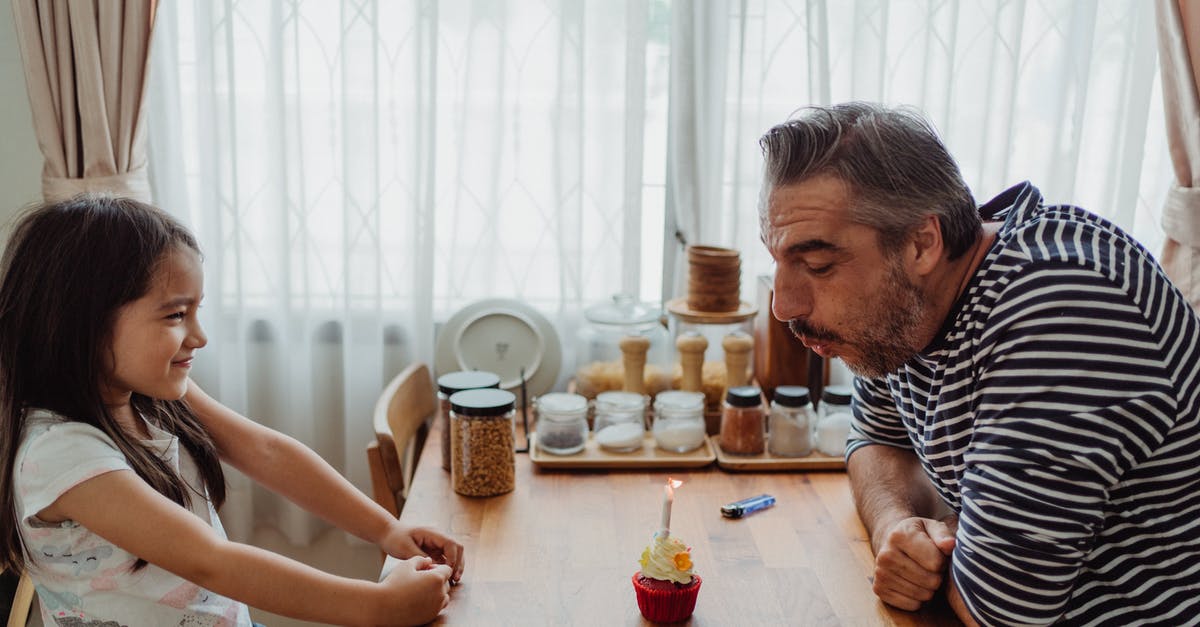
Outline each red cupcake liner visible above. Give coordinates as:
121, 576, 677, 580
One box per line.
632, 572, 701, 623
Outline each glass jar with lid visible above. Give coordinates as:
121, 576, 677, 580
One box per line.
719, 386, 765, 455
767, 386, 814, 457
534, 392, 589, 455
816, 384, 853, 457
449, 388, 516, 497
437, 371, 501, 471
652, 390, 706, 453
575, 294, 670, 399
593, 391, 647, 452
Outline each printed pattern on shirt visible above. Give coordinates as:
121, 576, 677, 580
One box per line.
847, 183, 1200, 626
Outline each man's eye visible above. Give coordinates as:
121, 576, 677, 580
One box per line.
809, 264, 833, 276
166, 312, 185, 321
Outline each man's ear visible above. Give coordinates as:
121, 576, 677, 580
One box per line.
908, 214, 944, 275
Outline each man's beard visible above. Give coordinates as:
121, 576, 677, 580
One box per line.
787, 260, 927, 379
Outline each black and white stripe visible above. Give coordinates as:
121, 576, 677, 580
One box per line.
847, 183, 1200, 626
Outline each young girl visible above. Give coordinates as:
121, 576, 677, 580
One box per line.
0, 196, 463, 626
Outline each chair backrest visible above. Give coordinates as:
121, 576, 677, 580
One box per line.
367, 362, 438, 518
2, 565, 33, 627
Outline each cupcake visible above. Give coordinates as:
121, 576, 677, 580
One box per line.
632, 532, 701, 622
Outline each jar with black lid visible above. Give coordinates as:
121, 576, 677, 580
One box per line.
816, 384, 853, 457
449, 388, 516, 497
437, 371, 501, 471
719, 385, 765, 455
767, 386, 814, 457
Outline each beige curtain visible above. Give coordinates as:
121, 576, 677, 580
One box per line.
1157, 0, 1200, 311
10, 0, 157, 203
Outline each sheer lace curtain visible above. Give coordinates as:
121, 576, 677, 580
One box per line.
146, 0, 665, 544
691, 0, 1171, 293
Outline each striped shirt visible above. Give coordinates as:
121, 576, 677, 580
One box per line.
846, 182, 1200, 626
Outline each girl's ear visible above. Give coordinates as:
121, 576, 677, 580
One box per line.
907, 214, 943, 276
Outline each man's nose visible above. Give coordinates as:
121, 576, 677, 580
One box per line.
772, 270, 812, 322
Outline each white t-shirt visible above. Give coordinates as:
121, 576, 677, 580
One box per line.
14, 408, 253, 627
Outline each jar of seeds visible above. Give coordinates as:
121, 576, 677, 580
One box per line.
534, 392, 589, 455
449, 388, 516, 497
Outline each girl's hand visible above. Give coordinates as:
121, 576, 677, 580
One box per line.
377, 556, 452, 626
380, 523, 465, 583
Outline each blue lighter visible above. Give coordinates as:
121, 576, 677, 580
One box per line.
720, 493, 776, 518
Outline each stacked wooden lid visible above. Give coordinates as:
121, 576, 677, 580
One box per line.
686, 245, 741, 313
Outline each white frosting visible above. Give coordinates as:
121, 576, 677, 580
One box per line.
639, 533, 694, 584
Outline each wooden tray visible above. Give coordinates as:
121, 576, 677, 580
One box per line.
714, 439, 845, 471
529, 432, 716, 469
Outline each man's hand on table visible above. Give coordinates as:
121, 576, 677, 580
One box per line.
380, 522, 466, 584
871, 514, 958, 611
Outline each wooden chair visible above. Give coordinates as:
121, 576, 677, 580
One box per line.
2, 566, 34, 627
366, 362, 437, 522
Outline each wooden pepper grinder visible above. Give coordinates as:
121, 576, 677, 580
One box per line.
619, 335, 651, 394
722, 332, 753, 388
676, 332, 708, 393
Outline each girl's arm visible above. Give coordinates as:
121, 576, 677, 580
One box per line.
39, 468, 450, 626
184, 380, 464, 581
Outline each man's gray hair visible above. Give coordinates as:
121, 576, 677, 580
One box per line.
759, 102, 980, 259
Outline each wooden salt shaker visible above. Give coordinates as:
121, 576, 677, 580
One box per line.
619, 335, 651, 394
722, 332, 753, 388
676, 332, 708, 392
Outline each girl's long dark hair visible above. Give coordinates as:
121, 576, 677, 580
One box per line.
0, 195, 226, 572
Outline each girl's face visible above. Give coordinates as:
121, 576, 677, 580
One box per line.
102, 246, 207, 406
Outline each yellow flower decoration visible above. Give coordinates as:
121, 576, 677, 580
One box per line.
673, 551, 692, 571
640, 547, 651, 569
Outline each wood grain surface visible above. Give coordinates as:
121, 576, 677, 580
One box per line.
390, 423, 961, 626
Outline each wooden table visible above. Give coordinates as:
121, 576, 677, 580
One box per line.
386, 429, 960, 626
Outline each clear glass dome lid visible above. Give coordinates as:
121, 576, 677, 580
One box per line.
584, 294, 662, 326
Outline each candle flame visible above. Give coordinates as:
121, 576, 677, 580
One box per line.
668, 478, 682, 489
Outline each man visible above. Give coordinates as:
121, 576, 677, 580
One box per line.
758, 102, 1200, 626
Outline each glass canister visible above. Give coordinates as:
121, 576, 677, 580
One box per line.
719, 386, 765, 455
652, 390, 706, 453
575, 294, 671, 398
449, 388, 516, 497
437, 371, 502, 471
593, 391, 647, 452
767, 386, 814, 457
816, 384, 854, 457
534, 392, 589, 455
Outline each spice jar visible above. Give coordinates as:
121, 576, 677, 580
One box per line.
534, 392, 589, 455
767, 386, 814, 457
437, 371, 502, 471
449, 388, 516, 497
593, 391, 647, 452
816, 384, 853, 457
652, 390, 706, 453
720, 386, 765, 455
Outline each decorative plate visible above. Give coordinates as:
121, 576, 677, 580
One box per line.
434, 298, 562, 399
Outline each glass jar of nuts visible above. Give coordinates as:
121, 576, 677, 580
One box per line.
437, 370, 501, 471
449, 388, 517, 497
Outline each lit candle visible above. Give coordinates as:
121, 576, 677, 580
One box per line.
659, 477, 683, 537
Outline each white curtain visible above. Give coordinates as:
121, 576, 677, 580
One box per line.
707, 0, 1171, 300
146, 0, 1169, 542
146, 0, 661, 544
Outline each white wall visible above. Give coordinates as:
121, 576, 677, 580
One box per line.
0, 7, 44, 230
